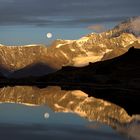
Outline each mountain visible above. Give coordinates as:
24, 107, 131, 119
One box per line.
2, 47, 140, 115
35, 47, 140, 115
39, 47, 140, 85
0, 71, 5, 80
102, 40, 140, 60
0, 17, 139, 77
9, 62, 56, 78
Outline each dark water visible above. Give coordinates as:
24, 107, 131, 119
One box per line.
0, 86, 139, 140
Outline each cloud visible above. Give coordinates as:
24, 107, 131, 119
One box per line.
0, 0, 139, 27
130, 17, 140, 36
87, 24, 106, 32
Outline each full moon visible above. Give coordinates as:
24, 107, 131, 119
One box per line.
44, 112, 50, 119
46, 32, 52, 38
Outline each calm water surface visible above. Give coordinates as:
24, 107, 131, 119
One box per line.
0, 86, 139, 140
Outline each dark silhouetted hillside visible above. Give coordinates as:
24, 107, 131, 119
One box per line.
10, 62, 56, 78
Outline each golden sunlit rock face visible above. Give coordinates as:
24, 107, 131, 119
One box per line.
0, 31, 139, 73
0, 18, 140, 79
0, 86, 132, 127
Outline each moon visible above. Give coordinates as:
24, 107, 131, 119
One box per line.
46, 32, 52, 38
44, 112, 50, 119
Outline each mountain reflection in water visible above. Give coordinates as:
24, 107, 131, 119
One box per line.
0, 86, 140, 140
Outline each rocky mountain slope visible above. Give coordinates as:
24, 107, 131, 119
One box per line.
0, 17, 139, 78
39, 47, 140, 86
2, 47, 140, 115
32, 47, 140, 115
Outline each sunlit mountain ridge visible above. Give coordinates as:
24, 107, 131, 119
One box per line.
0, 17, 139, 78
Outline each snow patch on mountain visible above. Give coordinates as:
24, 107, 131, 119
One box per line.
76, 36, 89, 46
60, 51, 69, 59
72, 54, 103, 66
56, 44, 63, 48
70, 48, 75, 52
0, 44, 4, 46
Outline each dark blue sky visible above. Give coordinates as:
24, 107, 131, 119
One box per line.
0, 0, 139, 45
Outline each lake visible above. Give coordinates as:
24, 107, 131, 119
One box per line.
0, 86, 139, 140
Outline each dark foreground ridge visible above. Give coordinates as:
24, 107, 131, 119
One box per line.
0, 47, 140, 115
